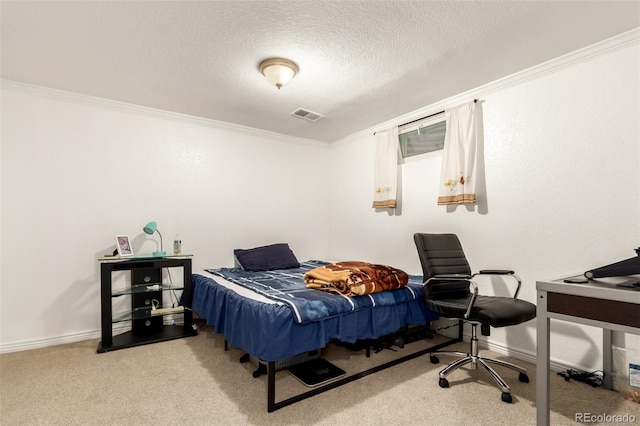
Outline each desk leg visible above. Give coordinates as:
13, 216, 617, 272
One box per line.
603, 329, 613, 389
536, 291, 550, 426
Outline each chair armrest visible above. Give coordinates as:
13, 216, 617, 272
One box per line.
473, 270, 522, 298
478, 269, 514, 275
425, 275, 478, 319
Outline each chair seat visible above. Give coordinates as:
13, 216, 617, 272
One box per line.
425, 295, 537, 328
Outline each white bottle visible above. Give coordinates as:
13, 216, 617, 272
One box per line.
173, 234, 182, 255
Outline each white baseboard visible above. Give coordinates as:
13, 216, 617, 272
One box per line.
469, 331, 620, 390
436, 321, 612, 376
0, 327, 125, 354
0, 320, 186, 354
0, 324, 623, 390
0, 330, 99, 354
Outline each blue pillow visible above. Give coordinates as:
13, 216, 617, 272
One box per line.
234, 243, 300, 271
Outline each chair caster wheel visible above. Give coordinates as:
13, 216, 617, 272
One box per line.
501, 392, 513, 403
239, 354, 250, 363
519, 373, 529, 383
438, 378, 449, 388
252, 370, 261, 378
430, 356, 439, 364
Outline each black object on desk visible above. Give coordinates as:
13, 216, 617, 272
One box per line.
584, 247, 640, 279
564, 278, 589, 284
616, 280, 640, 290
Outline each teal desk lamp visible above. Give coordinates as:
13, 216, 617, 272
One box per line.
143, 221, 166, 257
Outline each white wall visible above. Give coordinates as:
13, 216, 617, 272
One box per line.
328, 41, 640, 370
0, 85, 331, 351
1, 34, 638, 374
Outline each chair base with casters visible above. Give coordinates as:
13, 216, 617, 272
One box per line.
413, 233, 537, 404
429, 322, 529, 403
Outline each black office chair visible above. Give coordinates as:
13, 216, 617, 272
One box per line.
414, 233, 536, 403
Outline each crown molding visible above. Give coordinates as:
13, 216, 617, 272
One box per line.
0, 79, 329, 148
337, 27, 639, 146
3, 28, 637, 148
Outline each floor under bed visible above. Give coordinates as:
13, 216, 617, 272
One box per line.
223, 323, 461, 412
191, 265, 461, 411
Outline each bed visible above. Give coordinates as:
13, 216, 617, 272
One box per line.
191, 249, 461, 412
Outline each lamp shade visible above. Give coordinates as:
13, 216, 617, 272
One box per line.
142, 221, 165, 257
259, 58, 298, 89
143, 221, 157, 235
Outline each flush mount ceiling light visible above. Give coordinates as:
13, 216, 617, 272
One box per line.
259, 58, 298, 90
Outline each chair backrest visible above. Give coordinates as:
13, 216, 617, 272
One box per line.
413, 233, 472, 300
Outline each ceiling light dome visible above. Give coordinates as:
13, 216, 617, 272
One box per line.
259, 58, 298, 90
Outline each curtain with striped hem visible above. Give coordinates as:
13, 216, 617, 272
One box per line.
372, 127, 399, 209
437, 194, 476, 205
437, 101, 479, 206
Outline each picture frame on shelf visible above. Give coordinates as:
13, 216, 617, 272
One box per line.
115, 235, 133, 257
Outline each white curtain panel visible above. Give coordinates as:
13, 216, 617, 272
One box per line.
372, 127, 399, 208
437, 101, 479, 205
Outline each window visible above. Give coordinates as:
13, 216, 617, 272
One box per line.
398, 116, 446, 158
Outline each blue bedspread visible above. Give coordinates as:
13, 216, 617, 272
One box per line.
205, 260, 423, 324
192, 262, 437, 361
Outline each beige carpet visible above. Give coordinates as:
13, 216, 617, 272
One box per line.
1, 325, 638, 425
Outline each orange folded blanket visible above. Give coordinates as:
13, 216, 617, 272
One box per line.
303, 261, 409, 296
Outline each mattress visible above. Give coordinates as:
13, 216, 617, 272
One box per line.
192, 262, 436, 362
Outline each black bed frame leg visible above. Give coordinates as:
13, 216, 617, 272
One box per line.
267, 361, 276, 412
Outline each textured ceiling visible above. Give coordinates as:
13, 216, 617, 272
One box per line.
1, 1, 639, 143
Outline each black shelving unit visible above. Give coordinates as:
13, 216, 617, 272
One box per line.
97, 256, 197, 353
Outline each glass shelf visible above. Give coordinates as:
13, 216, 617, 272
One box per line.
99, 254, 193, 263
112, 307, 185, 323
111, 283, 185, 297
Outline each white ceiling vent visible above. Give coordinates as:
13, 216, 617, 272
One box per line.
291, 108, 324, 122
